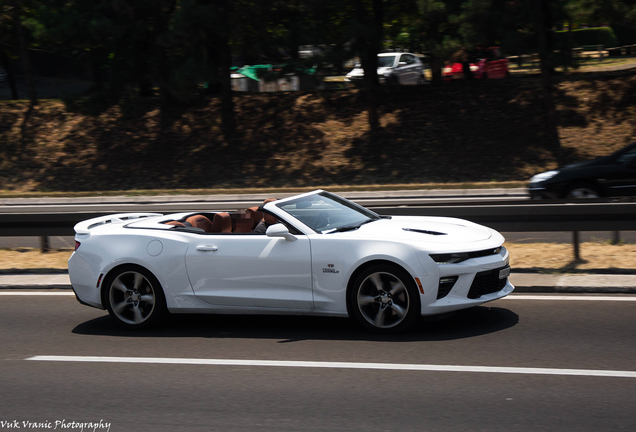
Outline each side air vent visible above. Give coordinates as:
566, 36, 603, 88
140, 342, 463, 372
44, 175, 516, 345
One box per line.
437, 276, 458, 299
402, 228, 447, 236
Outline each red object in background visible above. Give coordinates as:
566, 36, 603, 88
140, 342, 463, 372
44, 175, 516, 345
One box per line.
442, 47, 509, 81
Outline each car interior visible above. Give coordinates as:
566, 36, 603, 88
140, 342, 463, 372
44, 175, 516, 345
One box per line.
163, 206, 262, 234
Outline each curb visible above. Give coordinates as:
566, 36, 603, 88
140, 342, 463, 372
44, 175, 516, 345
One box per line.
0, 274, 71, 290
509, 274, 636, 294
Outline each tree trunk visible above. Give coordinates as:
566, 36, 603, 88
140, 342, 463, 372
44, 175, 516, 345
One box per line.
219, 33, 235, 138
354, 0, 381, 130
1, 51, 19, 99
11, 0, 37, 106
429, 54, 442, 85
214, 0, 235, 138
536, 0, 560, 151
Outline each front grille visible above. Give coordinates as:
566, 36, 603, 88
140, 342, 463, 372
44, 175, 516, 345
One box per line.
467, 266, 509, 299
467, 247, 502, 259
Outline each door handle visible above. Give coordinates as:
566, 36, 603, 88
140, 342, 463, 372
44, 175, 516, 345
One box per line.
196, 245, 218, 252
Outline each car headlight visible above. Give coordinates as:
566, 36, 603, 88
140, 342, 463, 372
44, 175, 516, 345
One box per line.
530, 170, 559, 183
430, 253, 470, 264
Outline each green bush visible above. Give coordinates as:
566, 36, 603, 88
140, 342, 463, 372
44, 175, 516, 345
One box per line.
612, 24, 636, 45
555, 27, 620, 48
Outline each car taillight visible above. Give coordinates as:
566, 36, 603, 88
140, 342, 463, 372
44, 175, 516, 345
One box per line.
74, 241, 81, 251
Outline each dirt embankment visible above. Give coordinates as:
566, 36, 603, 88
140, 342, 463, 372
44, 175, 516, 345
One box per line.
1, 72, 635, 193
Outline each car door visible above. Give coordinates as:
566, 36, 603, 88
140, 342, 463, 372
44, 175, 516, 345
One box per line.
489, 48, 508, 78
604, 149, 636, 196
398, 54, 417, 84
185, 233, 313, 309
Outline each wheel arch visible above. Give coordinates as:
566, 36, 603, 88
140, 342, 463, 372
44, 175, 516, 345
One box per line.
100, 262, 164, 309
560, 180, 604, 198
345, 259, 414, 318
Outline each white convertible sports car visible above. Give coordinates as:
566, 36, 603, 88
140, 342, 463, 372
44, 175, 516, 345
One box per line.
69, 190, 513, 333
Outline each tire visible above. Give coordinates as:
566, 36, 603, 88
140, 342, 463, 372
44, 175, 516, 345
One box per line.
349, 264, 421, 333
103, 265, 166, 329
565, 183, 601, 199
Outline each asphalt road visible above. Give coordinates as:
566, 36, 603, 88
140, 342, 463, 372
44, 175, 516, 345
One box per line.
1, 292, 635, 431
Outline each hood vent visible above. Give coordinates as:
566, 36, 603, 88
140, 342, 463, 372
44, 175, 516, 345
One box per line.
402, 228, 447, 236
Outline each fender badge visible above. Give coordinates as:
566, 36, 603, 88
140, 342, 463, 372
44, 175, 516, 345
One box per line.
322, 264, 339, 274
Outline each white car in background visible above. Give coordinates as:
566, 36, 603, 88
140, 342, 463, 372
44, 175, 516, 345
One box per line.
345, 52, 426, 86
69, 190, 513, 333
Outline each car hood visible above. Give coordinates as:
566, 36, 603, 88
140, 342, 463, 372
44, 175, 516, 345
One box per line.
346, 66, 394, 77
562, 155, 612, 170
336, 216, 501, 249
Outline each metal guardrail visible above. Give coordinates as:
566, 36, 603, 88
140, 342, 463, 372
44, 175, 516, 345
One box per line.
1, 201, 634, 237
372, 202, 636, 232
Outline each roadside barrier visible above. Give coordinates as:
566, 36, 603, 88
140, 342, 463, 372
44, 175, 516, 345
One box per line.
1, 200, 634, 258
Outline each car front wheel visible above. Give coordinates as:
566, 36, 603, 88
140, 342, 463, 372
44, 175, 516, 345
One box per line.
350, 265, 421, 333
565, 183, 601, 199
103, 265, 166, 329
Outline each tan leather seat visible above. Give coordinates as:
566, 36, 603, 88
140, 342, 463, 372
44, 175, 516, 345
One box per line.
185, 215, 213, 232
165, 220, 186, 227
211, 212, 232, 233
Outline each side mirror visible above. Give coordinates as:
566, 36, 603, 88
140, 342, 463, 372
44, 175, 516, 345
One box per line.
266, 223, 297, 242
398, 61, 407, 67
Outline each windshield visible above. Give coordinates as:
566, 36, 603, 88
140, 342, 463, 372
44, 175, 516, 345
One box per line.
377, 56, 396, 68
616, 144, 636, 165
275, 191, 381, 233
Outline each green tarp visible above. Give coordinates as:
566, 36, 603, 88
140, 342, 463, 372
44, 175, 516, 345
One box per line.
236, 64, 316, 81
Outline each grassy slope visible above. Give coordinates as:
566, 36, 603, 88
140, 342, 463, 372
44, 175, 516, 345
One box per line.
1, 71, 635, 194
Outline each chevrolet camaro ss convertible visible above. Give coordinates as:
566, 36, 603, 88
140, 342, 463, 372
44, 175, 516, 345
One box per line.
69, 190, 514, 333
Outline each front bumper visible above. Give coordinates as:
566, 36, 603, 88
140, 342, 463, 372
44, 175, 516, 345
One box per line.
528, 185, 559, 200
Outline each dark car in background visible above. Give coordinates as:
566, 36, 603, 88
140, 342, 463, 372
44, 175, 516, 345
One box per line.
529, 142, 636, 199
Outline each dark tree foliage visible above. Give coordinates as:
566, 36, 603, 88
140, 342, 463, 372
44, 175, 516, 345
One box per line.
4, 0, 632, 135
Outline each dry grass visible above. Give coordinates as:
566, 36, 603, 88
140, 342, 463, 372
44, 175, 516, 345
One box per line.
505, 241, 636, 273
1, 241, 634, 274
2, 72, 636, 193
0, 248, 73, 272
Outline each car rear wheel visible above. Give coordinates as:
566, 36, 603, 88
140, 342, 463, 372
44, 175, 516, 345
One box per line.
104, 265, 166, 329
565, 183, 601, 199
350, 265, 421, 333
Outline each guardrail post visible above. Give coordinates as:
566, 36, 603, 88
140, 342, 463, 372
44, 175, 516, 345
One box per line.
40, 236, 50, 253
573, 231, 581, 260
611, 231, 620, 245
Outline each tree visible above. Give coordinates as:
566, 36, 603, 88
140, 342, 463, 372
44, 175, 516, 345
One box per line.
415, 0, 462, 84
536, 0, 561, 151
350, 0, 383, 130
9, 0, 37, 105
0, 0, 19, 99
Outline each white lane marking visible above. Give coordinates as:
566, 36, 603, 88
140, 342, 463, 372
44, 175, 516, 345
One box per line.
0, 292, 75, 296
26, 356, 636, 378
504, 295, 636, 301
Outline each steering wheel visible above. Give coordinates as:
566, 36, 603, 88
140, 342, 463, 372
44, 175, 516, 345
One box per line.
313, 212, 330, 230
